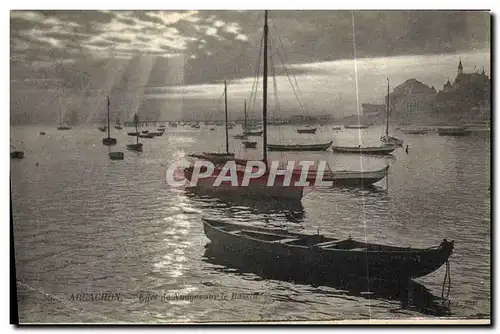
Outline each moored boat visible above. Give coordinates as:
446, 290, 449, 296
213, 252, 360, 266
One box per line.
243, 141, 257, 149
380, 79, 403, 146
297, 127, 317, 134
306, 165, 389, 186
102, 96, 117, 146
437, 127, 472, 136
10, 150, 24, 159
202, 218, 455, 282
402, 129, 427, 135
126, 114, 143, 152
331, 144, 396, 155
109, 151, 124, 160
127, 132, 139, 136
267, 141, 332, 152
345, 124, 369, 129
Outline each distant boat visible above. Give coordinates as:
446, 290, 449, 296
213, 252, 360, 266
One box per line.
331, 144, 397, 155
126, 114, 143, 152
98, 125, 107, 132
149, 131, 164, 137
102, 96, 117, 146
39, 131, 46, 135
437, 127, 472, 136
243, 141, 257, 149
344, 124, 369, 129
306, 165, 389, 186
380, 78, 403, 146
402, 129, 427, 135
234, 134, 248, 139
10, 151, 24, 159
332, 126, 342, 131
57, 107, 72, 131
267, 141, 332, 152
139, 133, 155, 139
243, 129, 263, 136
297, 127, 317, 134
109, 152, 124, 160
142, 130, 149, 134
114, 113, 123, 130
127, 132, 139, 136
57, 126, 72, 131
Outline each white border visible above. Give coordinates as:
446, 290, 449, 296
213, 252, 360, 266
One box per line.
4, 2, 497, 333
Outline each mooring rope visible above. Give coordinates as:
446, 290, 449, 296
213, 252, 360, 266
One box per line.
441, 260, 452, 300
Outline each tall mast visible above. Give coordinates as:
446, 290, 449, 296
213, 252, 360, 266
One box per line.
386, 78, 389, 136
262, 10, 269, 162
107, 96, 111, 138
244, 100, 247, 129
224, 80, 229, 154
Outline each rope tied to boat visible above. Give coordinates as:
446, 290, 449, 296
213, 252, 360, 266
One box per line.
441, 259, 452, 300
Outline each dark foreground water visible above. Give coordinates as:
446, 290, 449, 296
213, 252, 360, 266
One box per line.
11, 124, 490, 323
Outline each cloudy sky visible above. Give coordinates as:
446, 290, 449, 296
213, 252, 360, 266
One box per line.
10, 10, 490, 124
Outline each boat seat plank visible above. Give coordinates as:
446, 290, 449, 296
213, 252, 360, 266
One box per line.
273, 238, 301, 243
315, 240, 342, 247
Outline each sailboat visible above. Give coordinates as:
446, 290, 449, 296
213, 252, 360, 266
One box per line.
57, 108, 71, 130
242, 100, 263, 136
114, 112, 123, 130
380, 78, 403, 146
234, 100, 249, 139
98, 116, 107, 132
102, 96, 117, 146
183, 11, 305, 201
126, 114, 143, 152
188, 80, 235, 163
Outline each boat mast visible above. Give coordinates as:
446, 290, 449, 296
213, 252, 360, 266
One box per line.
386, 78, 389, 137
135, 114, 139, 145
262, 10, 269, 163
244, 100, 247, 129
107, 96, 111, 138
224, 80, 229, 154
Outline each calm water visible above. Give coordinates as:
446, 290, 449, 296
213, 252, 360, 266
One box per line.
11, 124, 491, 323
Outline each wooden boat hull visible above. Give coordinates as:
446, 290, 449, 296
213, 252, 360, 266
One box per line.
102, 137, 117, 146
202, 219, 454, 281
126, 143, 143, 152
243, 130, 263, 136
127, 132, 139, 136
183, 166, 304, 200
380, 135, 403, 146
307, 166, 389, 186
10, 151, 24, 159
57, 126, 72, 130
331, 145, 396, 155
297, 128, 317, 134
267, 141, 332, 152
109, 152, 124, 160
437, 128, 472, 136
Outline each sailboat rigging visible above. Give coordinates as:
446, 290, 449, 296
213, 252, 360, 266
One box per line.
126, 114, 143, 152
380, 78, 403, 146
102, 96, 117, 146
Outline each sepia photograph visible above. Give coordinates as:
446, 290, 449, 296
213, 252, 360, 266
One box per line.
9, 8, 491, 325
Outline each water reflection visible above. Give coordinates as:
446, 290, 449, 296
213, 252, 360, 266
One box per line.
202, 244, 451, 317
184, 190, 306, 227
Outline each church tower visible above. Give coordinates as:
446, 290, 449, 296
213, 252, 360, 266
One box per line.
458, 57, 463, 76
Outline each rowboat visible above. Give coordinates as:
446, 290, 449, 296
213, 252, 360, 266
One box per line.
10, 151, 24, 159
297, 127, 317, 134
267, 141, 332, 152
306, 165, 389, 186
202, 218, 455, 282
331, 144, 396, 155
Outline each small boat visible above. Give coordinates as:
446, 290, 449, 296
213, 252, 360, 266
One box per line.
243, 141, 257, 149
267, 141, 332, 152
297, 127, 317, 134
142, 130, 149, 134
127, 132, 139, 136
234, 134, 248, 139
243, 129, 263, 136
127, 114, 143, 152
331, 144, 396, 155
114, 113, 123, 130
157, 127, 165, 132
202, 218, 455, 282
332, 126, 342, 131
39, 131, 46, 135
402, 129, 426, 135
210, 128, 216, 131
102, 96, 117, 146
344, 124, 369, 129
380, 79, 403, 146
98, 126, 107, 132
307, 165, 389, 186
57, 126, 72, 131
149, 131, 164, 137
10, 151, 24, 159
109, 151, 124, 160
437, 127, 472, 136
139, 134, 155, 139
